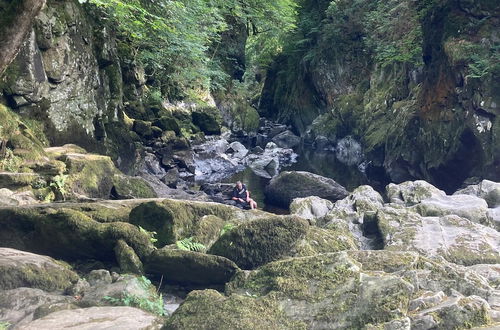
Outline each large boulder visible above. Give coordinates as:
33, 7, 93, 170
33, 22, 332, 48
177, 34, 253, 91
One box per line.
265, 171, 349, 208
386, 180, 446, 206
144, 249, 239, 286
0, 288, 75, 328
455, 180, 500, 208
129, 200, 238, 248
223, 250, 496, 329
289, 196, 334, 222
21, 306, 163, 329
413, 193, 490, 226
165, 290, 304, 329
111, 175, 157, 200
208, 215, 357, 270
0, 208, 154, 262
377, 206, 500, 266
271, 130, 301, 148
192, 107, 222, 135
208, 216, 310, 269
0, 248, 79, 292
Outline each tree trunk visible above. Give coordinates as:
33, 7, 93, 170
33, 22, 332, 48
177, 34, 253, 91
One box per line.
0, 0, 46, 76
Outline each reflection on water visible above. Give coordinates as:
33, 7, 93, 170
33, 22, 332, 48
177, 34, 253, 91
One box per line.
224, 146, 370, 211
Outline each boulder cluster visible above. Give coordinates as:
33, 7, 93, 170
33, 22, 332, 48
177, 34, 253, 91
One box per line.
0, 178, 498, 329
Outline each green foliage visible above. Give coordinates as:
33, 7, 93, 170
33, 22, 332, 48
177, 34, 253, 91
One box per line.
0, 147, 22, 172
220, 223, 236, 236
103, 276, 164, 316
49, 174, 68, 201
80, 0, 297, 100
176, 237, 206, 252
0, 321, 11, 330
138, 225, 158, 245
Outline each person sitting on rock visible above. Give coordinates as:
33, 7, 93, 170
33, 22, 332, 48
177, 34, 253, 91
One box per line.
232, 181, 257, 210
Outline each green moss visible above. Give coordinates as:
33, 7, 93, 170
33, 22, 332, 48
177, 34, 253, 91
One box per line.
237, 253, 357, 301
0, 208, 154, 262
208, 216, 310, 270
111, 174, 157, 199
114, 239, 144, 275
129, 200, 237, 248
191, 106, 222, 135
164, 289, 306, 330
145, 249, 239, 286
0, 251, 79, 292
295, 226, 358, 257
62, 154, 118, 199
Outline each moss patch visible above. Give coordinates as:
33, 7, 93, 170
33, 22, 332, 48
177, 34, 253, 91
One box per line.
208, 216, 310, 270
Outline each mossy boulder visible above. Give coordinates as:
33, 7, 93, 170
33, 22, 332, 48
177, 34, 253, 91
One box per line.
132, 120, 153, 138
111, 174, 157, 199
227, 251, 414, 328
144, 249, 239, 286
61, 153, 118, 199
191, 107, 222, 135
294, 226, 359, 257
114, 239, 144, 275
164, 289, 306, 329
129, 200, 237, 248
0, 248, 79, 292
152, 116, 181, 135
265, 171, 349, 208
208, 216, 309, 269
0, 208, 154, 262
0, 172, 40, 190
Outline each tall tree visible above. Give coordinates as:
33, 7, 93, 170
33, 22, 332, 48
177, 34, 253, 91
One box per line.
0, 0, 46, 76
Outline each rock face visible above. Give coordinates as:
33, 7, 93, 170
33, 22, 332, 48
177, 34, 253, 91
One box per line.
265, 171, 349, 208
22, 306, 163, 329
260, 0, 500, 190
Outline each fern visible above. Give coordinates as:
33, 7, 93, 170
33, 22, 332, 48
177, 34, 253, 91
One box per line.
138, 226, 158, 244
176, 237, 206, 252
220, 223, 236, 236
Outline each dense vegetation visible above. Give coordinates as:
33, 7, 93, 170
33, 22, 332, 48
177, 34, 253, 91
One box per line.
80, 0, 298, 100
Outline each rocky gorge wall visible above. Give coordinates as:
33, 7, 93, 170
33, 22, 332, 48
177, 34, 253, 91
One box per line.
260, 0, 500, 192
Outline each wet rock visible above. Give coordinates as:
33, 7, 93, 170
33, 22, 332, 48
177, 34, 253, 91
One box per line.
208, 216, 310, 269
145, 249, 239, 286
161, 168, 179, 188
0, 288, 74, 328
335, 136, 364, 166
0, 248, 79, 292
226, 141, 248, 159
265, 171, 349, 208
271, 130, 301, 148
22, 306, 163, 329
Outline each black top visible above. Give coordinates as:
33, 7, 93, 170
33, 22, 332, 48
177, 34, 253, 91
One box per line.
232, 184, 247, 199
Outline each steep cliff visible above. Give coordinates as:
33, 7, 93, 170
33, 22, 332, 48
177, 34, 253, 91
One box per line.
260, 0, 499, 191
